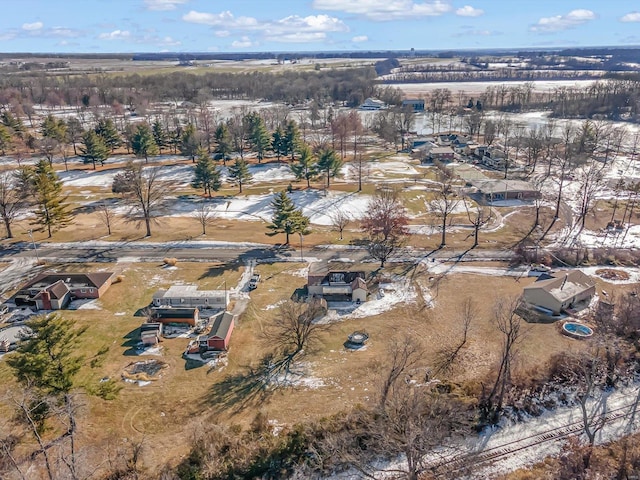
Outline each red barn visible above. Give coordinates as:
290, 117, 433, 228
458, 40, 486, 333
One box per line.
200, 312, 235, 351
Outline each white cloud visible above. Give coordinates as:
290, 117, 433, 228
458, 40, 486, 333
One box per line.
456, 5, 483, 17
352, 35, 368, 42
22, 21, 43, 31
184, 10, 348, 43
231, 36, 258, 48
159, 36, 181, 46
530, 9, 596, 32
98, 30, 131, 40
620, 12, 640, 23
183, 10, 258, 28
312, 0, 451, 21
144, 0, 189, 11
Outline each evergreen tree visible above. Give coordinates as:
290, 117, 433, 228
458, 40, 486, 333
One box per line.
152, 118, 168, 153
227, 158, 252, 193
290, 143, 318, 188
247, 114, 271, 163
1, 111, 25, 137
284, 120, 301, 160
214, 122, 233, 163
316, 148, 343, 187
40, 114, 67, 143
0, 124, 12, 155
266, 190, 310, 244
95, 118, 121, 151
29, 159, 72, 237
80, 130, 109, 169
131, 123, 159, 163
180, 123, 200, 162
192, 148, 221, 197
272, 126, 287, 162
7, 313, 86, 395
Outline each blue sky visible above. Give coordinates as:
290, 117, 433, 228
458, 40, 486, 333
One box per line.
0, 0, 639, 53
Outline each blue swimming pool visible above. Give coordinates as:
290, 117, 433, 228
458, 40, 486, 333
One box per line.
562, 322, 593, 338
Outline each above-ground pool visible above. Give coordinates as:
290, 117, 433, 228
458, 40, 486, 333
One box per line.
562, 322, 594, 339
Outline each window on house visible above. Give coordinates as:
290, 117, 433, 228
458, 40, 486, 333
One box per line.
89, 288, 94, 293
81, 289, 86, 293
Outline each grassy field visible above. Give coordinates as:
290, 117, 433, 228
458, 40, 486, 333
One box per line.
0, 257, 603, 474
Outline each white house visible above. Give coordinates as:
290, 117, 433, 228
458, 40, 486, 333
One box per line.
523, 271, 596, 315
152, 285, 229, 310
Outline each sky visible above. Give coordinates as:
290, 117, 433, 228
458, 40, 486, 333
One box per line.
0, 0, 639, 53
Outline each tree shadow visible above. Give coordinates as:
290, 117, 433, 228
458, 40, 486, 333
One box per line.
202, 357, 275, 415
122, 327, 142, 356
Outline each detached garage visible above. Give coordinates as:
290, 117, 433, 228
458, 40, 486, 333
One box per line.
200, 312, 235, 351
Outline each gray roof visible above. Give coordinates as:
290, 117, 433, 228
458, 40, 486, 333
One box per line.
524, 270, 595, 303
208, 312, 235, 339
472, 179, 537, 194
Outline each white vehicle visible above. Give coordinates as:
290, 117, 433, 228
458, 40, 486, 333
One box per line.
248, 274, 261, 290
530, 264, 551, 273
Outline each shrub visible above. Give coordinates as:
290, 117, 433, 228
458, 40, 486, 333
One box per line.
163, 257, 178, 266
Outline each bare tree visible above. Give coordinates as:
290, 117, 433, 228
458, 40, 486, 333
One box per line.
464, 199, 492, 248
481, 296, 524, 423
263, 300, 327, 377
329, 208, 350, 240
570, 161, 606, 240
193, 202, 216, 235
430, 178, 460, 248
361, 188, 410, 267
0, 170, 27, 239
378, 335, 421, 410
433, 298, 476, 376
113, 162, 174, 237
95, 200, 118, 236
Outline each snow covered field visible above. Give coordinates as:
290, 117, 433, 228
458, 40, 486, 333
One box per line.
388, 80, 598, 96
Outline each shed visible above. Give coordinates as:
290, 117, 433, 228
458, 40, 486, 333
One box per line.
350, 277, 368, 303
200, 312, 235, 351
152, 307, 200, 327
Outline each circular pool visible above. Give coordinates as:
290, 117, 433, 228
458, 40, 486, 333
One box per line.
562, 322, 594, 339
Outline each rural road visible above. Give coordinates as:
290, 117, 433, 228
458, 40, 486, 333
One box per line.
0, 240, 517, 266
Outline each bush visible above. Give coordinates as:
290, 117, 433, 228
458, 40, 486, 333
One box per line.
163, 258, 178, 266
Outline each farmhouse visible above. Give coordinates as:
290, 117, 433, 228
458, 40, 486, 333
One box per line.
427, 146, 455, 163
14, 272, 114, 310
472, 179, 540, 203
523, 270, 596, 315
308, 268, 368, 303
152, 307, 199, 327
199, 311, 235, 351
152, 285, 229, 310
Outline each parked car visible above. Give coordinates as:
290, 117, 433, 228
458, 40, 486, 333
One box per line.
530, 264, 551, 273
249, 274, 261, 290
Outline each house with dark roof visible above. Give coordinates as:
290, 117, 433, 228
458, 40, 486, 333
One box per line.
523, 270, 596, 315
307, 267, 368, 303
199, 311, 235, 351
472, 179, 540, 203
402, 98, 425, 112
14, 272, 114, 310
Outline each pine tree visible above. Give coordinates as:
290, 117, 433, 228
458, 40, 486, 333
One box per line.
0, 124, 12, 155
180, 123, 200, 162
266, 190, 310, 244
152, 118, 168, 153
95, 118, 121, 152
247, 113, 271, 163
1, 111, 25, 137
214, 122, 233, 163
284, 120, 301, 160
80, 130, 109, 169
227, 158, 252, 193
29, 159, 73, 238
272, 126, 287, 162
290, 143, 318, 188
7, 313, 86, 395
41, 114, 67, 143
192, 148, 221, 197
132, 123, 159, 163
316, 148, 343, 187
